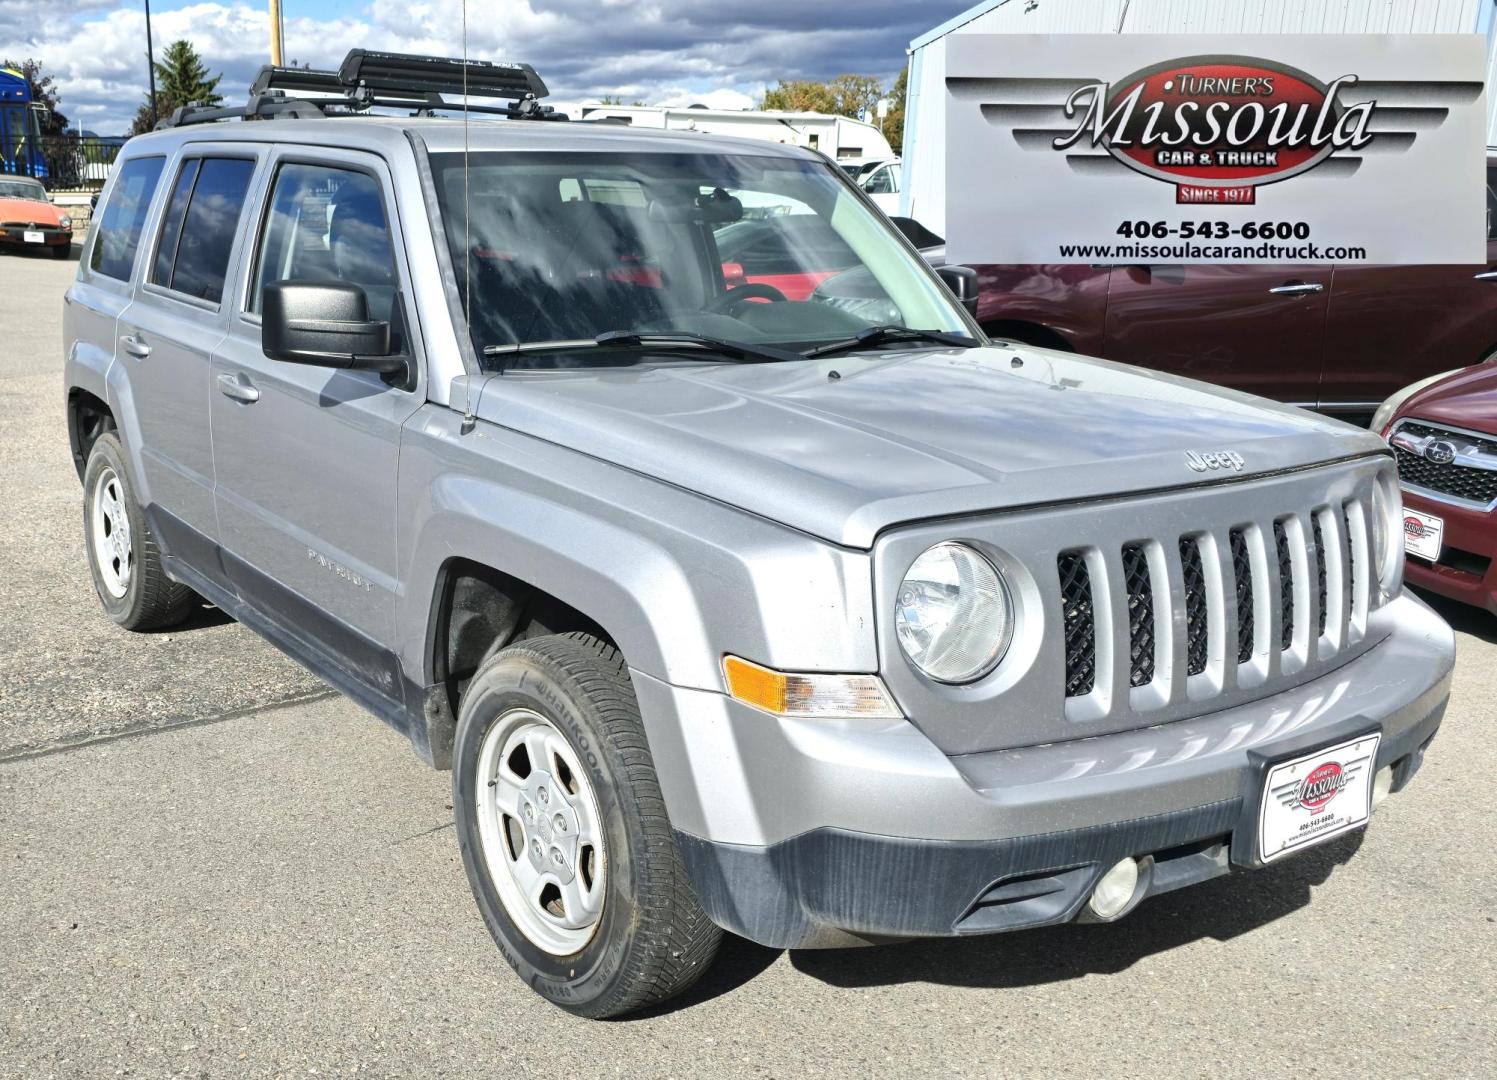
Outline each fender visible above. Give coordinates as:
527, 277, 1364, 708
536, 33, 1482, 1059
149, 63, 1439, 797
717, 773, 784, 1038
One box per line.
393, 405, 878, 695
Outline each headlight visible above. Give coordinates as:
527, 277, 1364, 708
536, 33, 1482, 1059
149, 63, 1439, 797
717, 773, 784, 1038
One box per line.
895, 542, 1013, 683
1370, 471, 1404, 599
58, 215, 72, 229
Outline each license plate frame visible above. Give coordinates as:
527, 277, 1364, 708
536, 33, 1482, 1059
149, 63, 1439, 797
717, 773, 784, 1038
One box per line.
1403, 507, 1444, 562
1258, 733, 1381, 864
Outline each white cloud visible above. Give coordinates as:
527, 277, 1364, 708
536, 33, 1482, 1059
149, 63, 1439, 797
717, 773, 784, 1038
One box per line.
1, 0, 967, 134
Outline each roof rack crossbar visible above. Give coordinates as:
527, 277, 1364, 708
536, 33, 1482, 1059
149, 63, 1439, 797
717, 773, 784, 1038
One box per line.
154, 49, 561, 130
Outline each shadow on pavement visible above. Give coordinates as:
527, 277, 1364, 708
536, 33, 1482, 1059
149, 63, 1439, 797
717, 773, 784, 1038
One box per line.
638, 830, 1364, 1014
145, 599, 235, 633
1413, 588, 1496, 644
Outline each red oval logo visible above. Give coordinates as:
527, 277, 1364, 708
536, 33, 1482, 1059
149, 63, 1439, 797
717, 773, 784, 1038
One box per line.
1067, 55, 1374, 189
1404, 515, 1428, 539
1298, 761, 1345, 812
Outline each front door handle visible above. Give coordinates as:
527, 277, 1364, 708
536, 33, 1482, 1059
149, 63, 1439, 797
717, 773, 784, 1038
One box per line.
120, 333, 151, 358
1269, 282, 1325, 296
216, 372, 260, 404
1474, 270, 1497, 281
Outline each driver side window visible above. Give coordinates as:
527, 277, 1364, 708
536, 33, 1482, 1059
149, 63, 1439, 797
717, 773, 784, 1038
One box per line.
251, 162, 403, 345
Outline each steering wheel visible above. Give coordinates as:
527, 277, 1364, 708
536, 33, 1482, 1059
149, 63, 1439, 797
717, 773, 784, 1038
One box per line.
706, 282, 789, 314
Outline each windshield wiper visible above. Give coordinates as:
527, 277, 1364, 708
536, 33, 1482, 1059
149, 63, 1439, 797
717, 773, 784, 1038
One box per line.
803, 326, 981, 359
483, 331, 805, 368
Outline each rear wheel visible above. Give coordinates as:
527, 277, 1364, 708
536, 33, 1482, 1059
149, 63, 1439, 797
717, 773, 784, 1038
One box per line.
82, 433, 196, 630
452, 632, 721, 1018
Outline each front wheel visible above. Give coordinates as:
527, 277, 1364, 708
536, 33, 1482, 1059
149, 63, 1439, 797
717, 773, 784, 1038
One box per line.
82, 432, 196, 630
452, 632, 721, 1018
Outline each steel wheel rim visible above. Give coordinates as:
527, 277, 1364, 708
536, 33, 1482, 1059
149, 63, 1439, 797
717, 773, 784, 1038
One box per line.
90, 466, 132, 599
475, 707, 607, 956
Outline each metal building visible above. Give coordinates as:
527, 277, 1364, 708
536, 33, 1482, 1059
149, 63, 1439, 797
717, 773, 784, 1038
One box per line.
901, 0, 1497, 232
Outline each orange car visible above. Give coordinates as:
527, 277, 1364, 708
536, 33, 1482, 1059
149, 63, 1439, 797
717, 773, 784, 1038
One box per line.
0, 175, 72, 258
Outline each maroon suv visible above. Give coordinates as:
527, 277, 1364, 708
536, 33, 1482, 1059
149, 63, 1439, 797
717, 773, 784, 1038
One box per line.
1379, 363, 1497, 616
967, 160, 1497, 417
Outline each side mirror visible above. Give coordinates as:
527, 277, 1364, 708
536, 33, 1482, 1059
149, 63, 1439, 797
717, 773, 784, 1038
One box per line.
262, 282, 402, 374
936, 264, 980, 317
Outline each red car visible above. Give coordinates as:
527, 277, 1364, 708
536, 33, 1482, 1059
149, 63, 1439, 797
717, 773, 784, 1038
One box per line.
964, 158, 1497, 417
1377, 363, 1497, 615
0, 175, 73, 259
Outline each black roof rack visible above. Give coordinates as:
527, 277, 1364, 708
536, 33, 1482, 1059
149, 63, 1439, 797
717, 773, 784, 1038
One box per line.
158, 48, 560, 130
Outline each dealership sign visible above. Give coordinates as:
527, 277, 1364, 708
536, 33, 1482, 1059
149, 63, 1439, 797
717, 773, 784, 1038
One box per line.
945, 35, 1487, 265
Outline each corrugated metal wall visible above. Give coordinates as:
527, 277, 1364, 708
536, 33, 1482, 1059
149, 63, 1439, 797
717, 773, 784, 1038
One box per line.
902, 0, 1495, 230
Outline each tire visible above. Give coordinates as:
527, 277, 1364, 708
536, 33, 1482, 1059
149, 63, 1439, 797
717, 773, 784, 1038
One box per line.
452, 632, 722, 1018
52, 243, 72, 260
82, 432, 196, 630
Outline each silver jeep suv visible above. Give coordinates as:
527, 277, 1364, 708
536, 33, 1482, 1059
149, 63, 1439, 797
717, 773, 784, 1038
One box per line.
63, 52, 1454, 1018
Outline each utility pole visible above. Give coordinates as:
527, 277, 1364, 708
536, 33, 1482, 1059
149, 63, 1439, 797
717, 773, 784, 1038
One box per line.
144, 0, 158, 128
269, 0, 284, 67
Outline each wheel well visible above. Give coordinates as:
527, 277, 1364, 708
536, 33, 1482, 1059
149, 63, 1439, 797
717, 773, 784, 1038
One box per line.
981, 320, 1075, 353
67, 389, 115, 481
423, 558, 615, 766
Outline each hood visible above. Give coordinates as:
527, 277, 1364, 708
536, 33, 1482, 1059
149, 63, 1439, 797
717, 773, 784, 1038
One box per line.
473, 345, 1386, 548
0, 196, 65, 226
1399, 363, 1497, 433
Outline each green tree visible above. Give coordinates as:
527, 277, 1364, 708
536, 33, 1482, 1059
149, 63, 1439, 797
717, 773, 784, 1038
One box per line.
762, 71, 897, 135
1, 57, 69, 135
154, 39, 223, 108
883, 65, 908, 151
129, 39, 222, 136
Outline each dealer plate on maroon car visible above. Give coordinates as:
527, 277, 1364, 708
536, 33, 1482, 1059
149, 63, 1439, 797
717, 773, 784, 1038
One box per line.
1259, 734, 1381, 863
1403, 508, 1444, 562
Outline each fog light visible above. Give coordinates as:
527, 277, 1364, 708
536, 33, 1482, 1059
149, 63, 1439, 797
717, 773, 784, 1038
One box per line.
1372, 764, 1395, 810
1087, 857, 1140, 920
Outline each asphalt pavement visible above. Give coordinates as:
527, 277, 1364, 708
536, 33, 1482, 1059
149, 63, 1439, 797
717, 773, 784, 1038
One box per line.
2, 245, 1494, 1078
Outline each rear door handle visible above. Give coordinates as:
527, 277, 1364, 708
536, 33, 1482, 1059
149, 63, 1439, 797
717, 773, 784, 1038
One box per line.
1474, 270, 1497, 281
216, 372, 260, 404
120, 333, 151, 358
1269, 282, 1325, 296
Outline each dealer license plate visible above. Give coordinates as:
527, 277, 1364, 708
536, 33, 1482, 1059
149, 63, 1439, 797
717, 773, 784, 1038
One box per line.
1259, 733, 1381, 863
1403, 508, 1444, 562
23, 230, 44, 244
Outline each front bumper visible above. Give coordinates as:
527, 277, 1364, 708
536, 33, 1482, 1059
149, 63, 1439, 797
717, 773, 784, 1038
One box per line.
1402, 489, 1497, 615
635, 593, 1454, 948
0, 225, 71, 249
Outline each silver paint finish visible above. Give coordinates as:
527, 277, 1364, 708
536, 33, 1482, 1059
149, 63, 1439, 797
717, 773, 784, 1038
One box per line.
637, 593, 1453, 848
63, 115, 1454, 888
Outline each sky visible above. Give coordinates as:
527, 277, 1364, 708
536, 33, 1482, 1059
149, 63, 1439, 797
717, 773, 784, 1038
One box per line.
0, 0, 979, 135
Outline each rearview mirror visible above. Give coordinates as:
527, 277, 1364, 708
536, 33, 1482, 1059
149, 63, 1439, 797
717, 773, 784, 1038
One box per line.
936, 264, 980, 317
261, 282, 402, 374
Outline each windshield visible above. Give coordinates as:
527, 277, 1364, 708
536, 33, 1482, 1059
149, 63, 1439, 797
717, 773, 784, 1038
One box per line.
430, 150, 971, 367
0, 178, 47, 201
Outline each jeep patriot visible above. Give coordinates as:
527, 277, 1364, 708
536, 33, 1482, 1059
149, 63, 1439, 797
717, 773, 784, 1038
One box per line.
63, 52, 1455, 1018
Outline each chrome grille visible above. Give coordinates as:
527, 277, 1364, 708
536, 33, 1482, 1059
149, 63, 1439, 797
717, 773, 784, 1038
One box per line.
1391, 420, 1497, 508
1057, 495, 1372, 705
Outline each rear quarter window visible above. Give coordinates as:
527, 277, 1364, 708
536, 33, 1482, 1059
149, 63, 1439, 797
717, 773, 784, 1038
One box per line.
88, 156, 167, 281
150, 157, 257, 305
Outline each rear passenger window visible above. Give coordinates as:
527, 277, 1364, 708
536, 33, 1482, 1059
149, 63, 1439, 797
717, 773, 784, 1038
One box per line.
89, 156, 166, 281
151, 157, 256, 304
251, 163, 401, 329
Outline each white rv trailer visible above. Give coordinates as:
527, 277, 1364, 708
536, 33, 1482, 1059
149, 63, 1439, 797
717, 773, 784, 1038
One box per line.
578, 104, 895, 161
900, 0, 1497, 235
